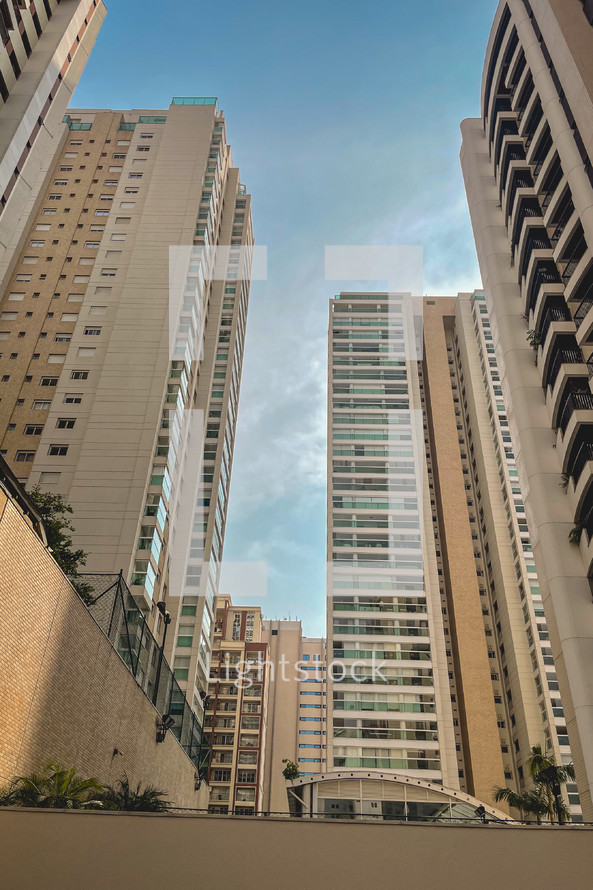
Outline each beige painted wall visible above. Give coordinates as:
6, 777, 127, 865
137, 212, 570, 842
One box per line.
0, 808, 591, 890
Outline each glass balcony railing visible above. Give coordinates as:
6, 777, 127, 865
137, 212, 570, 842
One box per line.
171, 96, 217, 107
62, 115, 92, 131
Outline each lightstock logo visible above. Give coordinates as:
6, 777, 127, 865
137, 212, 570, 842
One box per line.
216, 650, 389, 689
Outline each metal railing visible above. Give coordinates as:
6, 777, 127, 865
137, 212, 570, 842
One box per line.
558, 391, 593, 435
546, 347, 584, 390
575, 297, 593, 328
164, 807, 592, 827
526, 264, 561, 314
82, 572, 208, 774
570, 441, 593, 485
539, 305, 571, 346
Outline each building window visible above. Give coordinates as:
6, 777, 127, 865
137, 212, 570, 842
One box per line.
48, 444, 69, 456
15, 451, 35, 462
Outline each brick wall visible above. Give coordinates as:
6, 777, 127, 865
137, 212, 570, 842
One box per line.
0, 489, 208, 808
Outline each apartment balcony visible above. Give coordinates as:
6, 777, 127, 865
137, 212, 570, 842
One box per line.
532, 145, 558, 199
543, 333, 586, 390
523, 258, 562, 317
517, 224, 552, 285
510, 196, 542, 255
504, 167, 534, 224
525, 117, 549, 168
538, 304, 575, 350
574, 288, 593, 347
496, 129, 522, 179
488, 97, 515, 146
511, 65, 532, 115
546, 365, 590, 428
523, 100, 544, 154
567, 441, 593, 519
505, 33, 524, 88
498, 144, 527, 200
486, 21, 514, 119
523, 246, 556, 306
517, 89, 538, 139
565, 254, 593, 304
493, 118, 520, 169
553, 212, 581, 265
580, 506, 593, 576
556, 393, 593, 475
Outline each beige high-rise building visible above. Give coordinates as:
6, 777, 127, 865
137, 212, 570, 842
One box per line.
261, 620, 327, 813
205, 597, 327, 815
0, 0, 106, 285
439, 291, 580, 820
460, 0, 593, 819
326, 290, 580, 818
206, 596, 269, 815
0, 99, 254, 727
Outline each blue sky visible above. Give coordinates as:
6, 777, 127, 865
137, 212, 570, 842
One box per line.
72, 0, 499, 635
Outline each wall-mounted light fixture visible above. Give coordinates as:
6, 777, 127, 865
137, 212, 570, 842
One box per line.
156, 713, 175, 744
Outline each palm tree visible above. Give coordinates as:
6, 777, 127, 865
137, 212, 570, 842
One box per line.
528, 744, 575, 824
493, 745, 575, 824
0, 762, 104, 809
99, 776, 171, 812
493, 786, 548, 824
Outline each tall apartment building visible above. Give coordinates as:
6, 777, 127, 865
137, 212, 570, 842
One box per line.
460, 0, 593, 818
206, 596, 269, 815
0, 99, 254, 725
0, 0, 106, 284
205, 598, 327, 815
326, 292, 466, 796
437, 291, 580, 820
261, 619, 326, 812
326, 290, 580, 817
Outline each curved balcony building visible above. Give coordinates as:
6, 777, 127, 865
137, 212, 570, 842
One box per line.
461, 0, 593, 819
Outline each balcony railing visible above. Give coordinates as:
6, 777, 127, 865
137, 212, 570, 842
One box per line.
546, 347, 585, 390
539, 305, 572, 345
570, 441, 593, 485
558, 391, 593, 435
523, 101, 543, 152
583, 505, 593, 543
522, 232, 552, 279
511, 197, 541, 250
525, 262, 561, 314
